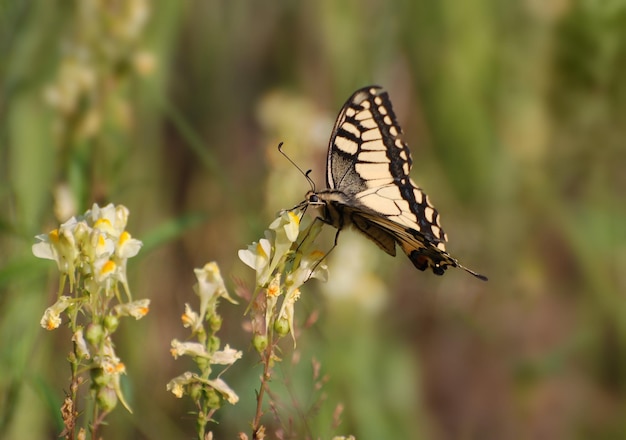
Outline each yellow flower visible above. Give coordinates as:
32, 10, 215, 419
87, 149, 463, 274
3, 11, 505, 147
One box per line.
181, 303, 201, 330
167, 373, 240, 405
116, 231, 142, 259
193, 262, 238, 321
40, 296, 72, 330
265, 273, 282, 333
170, 381, 185, 398
113, 299, 150, 320
209, 345, 243, 366
278, 288, 301, 348
170, 340, 208, 360
95, 258, 116, 284
72, 328, 91, 359
166, 373, 191, 398
238, 238, 272, 286
206, 377, 239, 405
32, 219, 80, 288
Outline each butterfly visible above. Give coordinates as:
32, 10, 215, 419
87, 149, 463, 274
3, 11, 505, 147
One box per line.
299, 86, 487, 281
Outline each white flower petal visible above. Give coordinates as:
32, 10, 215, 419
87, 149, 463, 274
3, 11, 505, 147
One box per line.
207, 377, 239, 404
210, 345, 242, 365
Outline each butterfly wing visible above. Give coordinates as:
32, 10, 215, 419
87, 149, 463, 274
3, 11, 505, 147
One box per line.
327, 86, 403, 194
351, 205, 459, 276
322, 86, 486, 280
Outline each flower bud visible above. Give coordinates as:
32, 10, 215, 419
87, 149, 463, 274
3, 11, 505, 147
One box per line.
189, 382, 203, 401
206, 388, 221, 409
274, 318, 290, 337
104, 315, 119, 333
209, 313, 222, 332
252, 334, 268, 353
95, 386, 118, 412
85, 323, 104, 346
91, 368, 109, 387
208, 336, 220, 353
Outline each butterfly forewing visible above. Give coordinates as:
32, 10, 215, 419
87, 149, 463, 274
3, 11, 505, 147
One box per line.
327, 87, 406, 192
327, 87, 448, 245
311, 86, 486, 280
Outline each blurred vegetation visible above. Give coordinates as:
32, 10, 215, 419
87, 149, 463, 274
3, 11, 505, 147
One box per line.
1, 0, 626, 438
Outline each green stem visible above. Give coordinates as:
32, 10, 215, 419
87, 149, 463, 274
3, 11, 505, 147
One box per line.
252, 337, 278, 439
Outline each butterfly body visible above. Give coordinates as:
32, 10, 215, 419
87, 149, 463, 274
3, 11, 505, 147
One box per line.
303, 86, 487, 281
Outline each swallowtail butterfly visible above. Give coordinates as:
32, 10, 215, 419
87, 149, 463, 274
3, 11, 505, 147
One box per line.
300, 86, 487, 280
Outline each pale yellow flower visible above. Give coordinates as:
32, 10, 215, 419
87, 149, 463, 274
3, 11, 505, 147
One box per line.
181, 303, 201, 331
278, 288, 301, 347
209, 345, 243, 365
40, 296, 72, 330
72, 328, 91, 359
265, 273, 282, 334
170, 340, 208, 360
166, 372, 194, 398
116, 231, 142, 259
194, 262, 238, 321
238, 238, 272, 286
206, 377, 239, 404
113, 299, 150, 319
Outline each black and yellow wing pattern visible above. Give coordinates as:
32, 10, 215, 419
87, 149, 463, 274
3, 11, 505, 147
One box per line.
304, 86, 487, 280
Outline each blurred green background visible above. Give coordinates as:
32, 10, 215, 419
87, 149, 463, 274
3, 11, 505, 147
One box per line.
1, 0, 626, 439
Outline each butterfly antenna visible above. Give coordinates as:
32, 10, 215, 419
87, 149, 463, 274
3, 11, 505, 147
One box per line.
278, 142, 316, 191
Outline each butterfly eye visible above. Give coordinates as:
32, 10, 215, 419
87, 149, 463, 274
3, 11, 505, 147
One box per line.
308, 194, 319, 203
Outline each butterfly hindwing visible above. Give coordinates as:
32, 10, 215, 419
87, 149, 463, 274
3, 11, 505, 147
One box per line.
350, 213, 397, 257
306, 86, 486, 280
350, 208, 460, 275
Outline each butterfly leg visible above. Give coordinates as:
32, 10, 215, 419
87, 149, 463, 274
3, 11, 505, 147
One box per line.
303, 221, 341, 280
293, 216, 341, 283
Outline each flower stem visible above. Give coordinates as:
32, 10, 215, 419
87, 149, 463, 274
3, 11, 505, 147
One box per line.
252, 338, 276, 438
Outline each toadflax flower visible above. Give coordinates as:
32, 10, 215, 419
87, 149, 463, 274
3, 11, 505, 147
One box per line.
167, 261, 242, 429
33, 219, 80, 289
166, 373, 240, 405
209, 345, 243, 365
34, 202, 147, 420
238, 237, 272, 287
181, 303, 201, 331
170, 340, 210, 360
194, 262, 238, 321
113, 299, 150, 319
239, 209, 329, 346
72, 328, 91, 359
40, 296, 73, 330
33, 202, 144, 300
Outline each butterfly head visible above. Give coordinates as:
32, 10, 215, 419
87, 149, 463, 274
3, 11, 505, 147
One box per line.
305, 191, 323, 205
298, 191, 328, 212
292, 191, 322, 213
